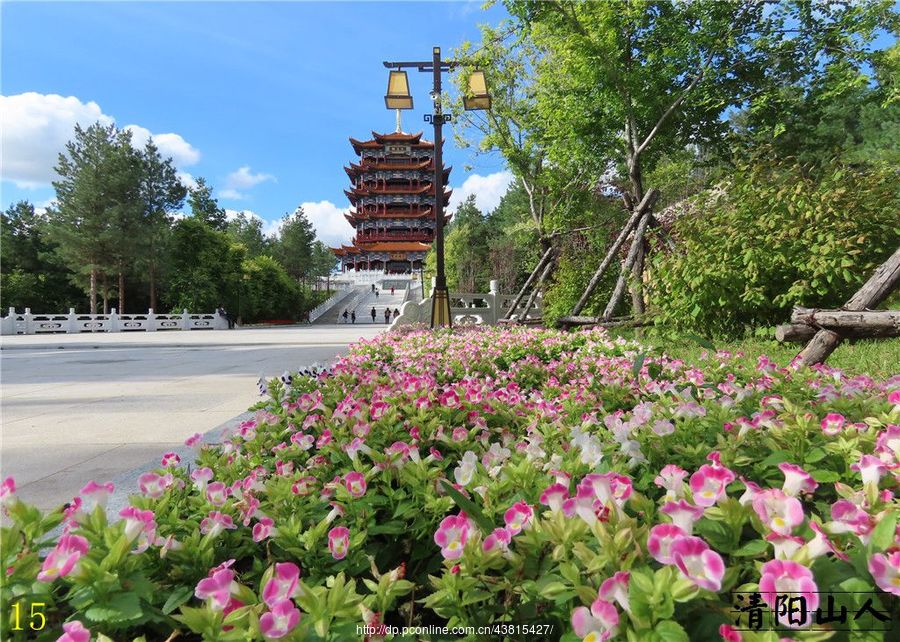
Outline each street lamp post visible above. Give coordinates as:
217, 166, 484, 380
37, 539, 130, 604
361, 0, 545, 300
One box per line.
383, 47, 491, 329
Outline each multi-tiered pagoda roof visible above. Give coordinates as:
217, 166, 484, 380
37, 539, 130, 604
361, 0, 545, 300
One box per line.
332, 130, 451, 275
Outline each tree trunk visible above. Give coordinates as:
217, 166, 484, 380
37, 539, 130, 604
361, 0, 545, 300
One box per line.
521, 257, 554, 321
796, 246, 900, 366
149, 263, 157, 311
777, 323, 899, 343
504, 246, 554, 320
790, 307, 899, 330
630, 241, 646, 315
570, 189, 659, 316
90, 267, 98, 315
603, 206, 655, 320
118, 269, 125, 314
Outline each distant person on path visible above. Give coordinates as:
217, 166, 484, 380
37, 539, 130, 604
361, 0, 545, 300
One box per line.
393, 308, 400, 320
351, 311, 356, 324
218, 305, 235, 329
391, 287, 395, 295
374, 289, 379, 299
370, 307, 377, 323
384, 308, 391, 324
371, 284, 375, 293
342, 309, 348, 324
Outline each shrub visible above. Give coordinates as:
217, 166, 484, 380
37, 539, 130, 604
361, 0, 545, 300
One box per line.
648, 159, 900, 337
1, 328, 898, 640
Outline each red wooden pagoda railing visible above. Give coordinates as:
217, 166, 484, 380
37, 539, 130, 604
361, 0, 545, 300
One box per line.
354, 231, 433, 243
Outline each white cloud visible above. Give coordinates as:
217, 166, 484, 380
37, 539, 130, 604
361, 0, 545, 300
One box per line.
0, 92, 201, 189
34, 197, 58, 216
0, 93, 113, 188
300, 200, 354, 248
224, 208, 284, 238
124, 125, 200, 166
447, 170, 514, 215
177, 171, 198, 190
219, 165, 276, 200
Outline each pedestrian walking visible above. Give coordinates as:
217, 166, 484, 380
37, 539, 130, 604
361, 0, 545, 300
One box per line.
391, 287, 395, 295
371, 283, 375, 293
342, 309, 348, 324
351, 311, 356, 324
375, 289, 379, 299
384, 308, 391, 324
370, 306, 377, 323
393, 308, 400, 320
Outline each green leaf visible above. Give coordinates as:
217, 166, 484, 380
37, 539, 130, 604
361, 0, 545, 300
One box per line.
683, 334, 716, 351
732, 539, 768, 557
439, 480, 494, 533
870, 511, 897, 552
162, 585, 194, 615
655, 620, 690, 642
632, 353, 646, 380
811, 469, 842, 483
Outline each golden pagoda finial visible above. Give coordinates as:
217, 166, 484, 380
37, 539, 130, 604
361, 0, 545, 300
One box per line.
395, 109, 402, 133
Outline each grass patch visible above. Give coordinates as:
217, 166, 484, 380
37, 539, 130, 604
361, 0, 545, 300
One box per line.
608, 329, 900, 379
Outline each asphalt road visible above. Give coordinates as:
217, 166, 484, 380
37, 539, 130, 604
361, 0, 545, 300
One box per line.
0, 325, 383, 510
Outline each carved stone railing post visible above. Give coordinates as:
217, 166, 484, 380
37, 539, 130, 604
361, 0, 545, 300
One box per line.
67, 308, 78, 333
181, 309, 190, 330
147, 309, 157, 331
109, 308, 119, 332
24, 308, 34, 335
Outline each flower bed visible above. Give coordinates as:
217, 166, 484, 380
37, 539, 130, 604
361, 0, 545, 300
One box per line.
2, 327, 898, 641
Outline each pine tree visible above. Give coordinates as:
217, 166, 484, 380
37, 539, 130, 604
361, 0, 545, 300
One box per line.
189, 177, 227, 230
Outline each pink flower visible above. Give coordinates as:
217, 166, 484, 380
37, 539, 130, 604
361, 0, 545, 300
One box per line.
191, 467, 214, 492
584, 473, 633, 510
647, 523, 687, 565
262, 562, 301, 608
671, 536, 725, 592
889, 389, 900, 406
599, 571, 630, 613
344, 471, 367, 498
778, 463, 817, 497
439, 389, 460, 408
195, 568, 236, 611
79, 480, 114, 514
654, 465, 688, 500
56, 621, 91, 642
539, 482, 569, 513
206, 481, 229, 506
850, 455, 888, 486
200, 511, 237, 538
821, 413, 845, 436
316, 429, 333, 448
138, 472, 173, 499
759, 560, 819, 627
292, 433, 314, 450
719, 624, 743, 641
827, 499, 874, 541
689, 465, 733, 507
275, 460, 294, 476
328, 526, 350, 560
260, 598, 301, 639
652, 419, 675, 436
1, 476, 15, 510
119, 506, 157, 551
161, 451, 180, 467
482, 527, 513, 553
571, 598, 619, 641
766, 532, 805, 559
253, 517, 278, 542
804, 520, 847, 560
184, 432, 202, 448
434, 513, 471, 560
291, 476, 316, 496
504, 502, 534, 535
868, 551, 900, 596
37, 534, 90, 582
451, 426, 468, 442
752, 489, 805, 535
738, 478, 762, 506
660, 500, 706, 535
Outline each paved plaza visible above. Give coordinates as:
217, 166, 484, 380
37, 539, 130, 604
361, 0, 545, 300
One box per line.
0, 325, 383, 510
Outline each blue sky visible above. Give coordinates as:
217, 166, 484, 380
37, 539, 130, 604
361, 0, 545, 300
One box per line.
1, 1, 513, 246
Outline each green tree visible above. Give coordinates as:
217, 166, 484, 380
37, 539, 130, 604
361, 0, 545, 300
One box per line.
166, 218, 244, 312
188, 177, 227, 231
426, 196, 488, 292
48, 122, 140, 314
274, 207, 316, 282
239, 255, 305, 323
0, 201, 82, 311
308, 240, 337, 285
226, 212, 270, 258
137, 140, 187, 311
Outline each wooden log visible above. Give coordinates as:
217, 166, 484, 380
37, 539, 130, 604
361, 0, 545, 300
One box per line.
776, 323, 900, 342
502, 245, 554, 321
518, 256, 555, 322
797, 246, 900, 366
603, 206, 655, 320
557, 316, 654, 329
570, 189, 659, 316
790, 307, 899, 330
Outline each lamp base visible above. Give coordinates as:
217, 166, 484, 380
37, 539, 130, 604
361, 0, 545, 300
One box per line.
430, 287, 452, 329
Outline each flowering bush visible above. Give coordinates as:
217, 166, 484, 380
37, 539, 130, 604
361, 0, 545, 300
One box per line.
1, 327, 898, 641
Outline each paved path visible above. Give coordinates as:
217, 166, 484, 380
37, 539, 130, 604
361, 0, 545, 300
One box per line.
0, 325, 383, 510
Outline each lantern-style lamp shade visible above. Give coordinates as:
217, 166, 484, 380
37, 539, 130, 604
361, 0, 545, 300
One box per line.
463, 70, 491, 111
385, 70, 413, 110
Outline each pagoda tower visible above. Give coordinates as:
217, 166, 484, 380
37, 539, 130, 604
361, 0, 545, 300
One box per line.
332, 130, 451, 275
